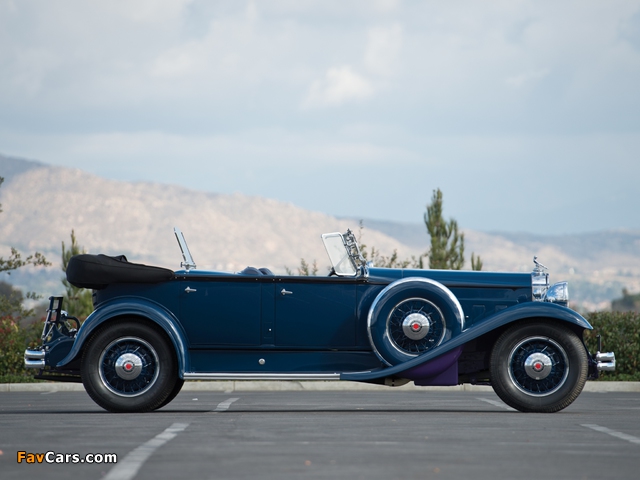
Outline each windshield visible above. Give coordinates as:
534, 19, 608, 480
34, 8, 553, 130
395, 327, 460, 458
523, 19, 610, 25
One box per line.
321, 231, 363, 276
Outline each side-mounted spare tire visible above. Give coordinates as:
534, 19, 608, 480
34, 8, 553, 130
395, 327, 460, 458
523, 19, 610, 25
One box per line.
367, 278, 465, 366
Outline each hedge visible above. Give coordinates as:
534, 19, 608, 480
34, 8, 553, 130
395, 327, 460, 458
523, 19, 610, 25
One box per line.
584, 311, 640, 381
0, 316, 44, 383
1, 311, 638, 382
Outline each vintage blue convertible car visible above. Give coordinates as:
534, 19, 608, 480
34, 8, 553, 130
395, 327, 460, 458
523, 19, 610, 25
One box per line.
25, 228, 615, 413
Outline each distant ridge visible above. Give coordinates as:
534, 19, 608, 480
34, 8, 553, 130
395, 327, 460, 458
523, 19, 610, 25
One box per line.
0, 154, 415, 297
0, 153, 47, 183
336, 221, 640, 311
1, 154, 638, 311
348, 217, 640, 260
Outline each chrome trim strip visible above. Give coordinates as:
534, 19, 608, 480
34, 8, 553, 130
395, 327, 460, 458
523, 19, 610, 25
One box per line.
183, 373, 341, 381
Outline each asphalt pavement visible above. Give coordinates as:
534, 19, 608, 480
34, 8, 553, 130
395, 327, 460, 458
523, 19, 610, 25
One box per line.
1, 389, 639, 480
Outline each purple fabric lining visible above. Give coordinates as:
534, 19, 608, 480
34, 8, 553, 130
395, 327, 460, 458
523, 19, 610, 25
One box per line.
402, 345, 463, 385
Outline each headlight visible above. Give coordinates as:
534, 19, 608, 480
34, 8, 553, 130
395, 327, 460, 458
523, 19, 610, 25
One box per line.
544, 282, 569, 306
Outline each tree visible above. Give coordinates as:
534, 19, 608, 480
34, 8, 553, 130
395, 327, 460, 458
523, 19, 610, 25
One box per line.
285, 258, 320, 276
287, 191, 482, 274
61, 230, 93, 319
424, 188, 482, 271
471, 252, 483, 271
0, 177, 51, 382
0, 280, 25, 318
611, 289, 640, 312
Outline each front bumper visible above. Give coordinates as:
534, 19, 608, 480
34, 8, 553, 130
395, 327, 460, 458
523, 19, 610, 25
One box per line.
595, 351, 616, 372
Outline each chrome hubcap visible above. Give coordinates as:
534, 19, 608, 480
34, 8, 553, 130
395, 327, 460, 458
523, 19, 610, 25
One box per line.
115, 353, 143, 380
387, 298, 446, 356
523, 352, 553, 380
402, 313, 431, 340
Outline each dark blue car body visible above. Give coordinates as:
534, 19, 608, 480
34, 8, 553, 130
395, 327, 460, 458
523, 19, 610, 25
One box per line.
25, 229, 615, 413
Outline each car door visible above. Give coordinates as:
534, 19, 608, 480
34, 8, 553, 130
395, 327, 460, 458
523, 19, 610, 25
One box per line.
179, 277, 261, 346
274, 278, 357, 348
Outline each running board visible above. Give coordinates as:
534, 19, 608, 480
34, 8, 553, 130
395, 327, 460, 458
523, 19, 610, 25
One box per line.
183, 373, 341, 381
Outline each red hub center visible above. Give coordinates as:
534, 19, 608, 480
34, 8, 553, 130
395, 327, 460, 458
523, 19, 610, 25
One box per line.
124, 362, 134, 372
533, 361, 543, 371
411, 323, 421, 332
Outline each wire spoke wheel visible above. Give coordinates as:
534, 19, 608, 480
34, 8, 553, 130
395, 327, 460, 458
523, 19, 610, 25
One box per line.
99, 337, 160, 397
508, 337, 569, 396
388, 298, 445, 356
81, 320, 178, 413
490, 321, 588, 413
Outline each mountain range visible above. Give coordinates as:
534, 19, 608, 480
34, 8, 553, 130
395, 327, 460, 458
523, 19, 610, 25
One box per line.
1, 153, 638, 311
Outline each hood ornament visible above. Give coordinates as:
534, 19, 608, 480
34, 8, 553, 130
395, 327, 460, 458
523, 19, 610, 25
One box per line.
531, 256, 549, 301
533, 256, 547, 273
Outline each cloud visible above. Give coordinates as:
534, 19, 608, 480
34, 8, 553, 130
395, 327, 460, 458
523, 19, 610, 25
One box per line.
302, 66, 375, 108
1, 1, 640, 233
103, 0, 193, 24
364, 23, 403, 76
505, 68, 550, 88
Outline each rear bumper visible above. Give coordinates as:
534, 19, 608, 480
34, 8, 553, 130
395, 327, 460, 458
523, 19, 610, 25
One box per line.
24, 348, 46, 369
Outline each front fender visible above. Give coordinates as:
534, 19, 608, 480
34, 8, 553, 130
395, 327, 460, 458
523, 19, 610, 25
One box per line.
57, 296, 189, 377
342, 301, 592, 382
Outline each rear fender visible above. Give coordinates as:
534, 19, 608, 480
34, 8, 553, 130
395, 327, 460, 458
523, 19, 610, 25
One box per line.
343, 301, 592, 382
56, 296, 189, 377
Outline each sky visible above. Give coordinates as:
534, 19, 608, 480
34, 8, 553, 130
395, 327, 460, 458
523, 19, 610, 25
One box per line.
1, 0, 639, 234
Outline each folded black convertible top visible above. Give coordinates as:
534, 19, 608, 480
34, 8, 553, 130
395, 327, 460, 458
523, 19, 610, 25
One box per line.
66, 254, 175, 290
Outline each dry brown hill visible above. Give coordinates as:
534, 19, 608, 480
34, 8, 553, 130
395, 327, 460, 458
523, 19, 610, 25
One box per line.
2, 154, 638, 311
0, 155, 418, 293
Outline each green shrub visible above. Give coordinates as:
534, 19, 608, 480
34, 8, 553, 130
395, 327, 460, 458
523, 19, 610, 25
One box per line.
584, 311, 640, 381
2, 310, 639, 383
0, 316, 44, 383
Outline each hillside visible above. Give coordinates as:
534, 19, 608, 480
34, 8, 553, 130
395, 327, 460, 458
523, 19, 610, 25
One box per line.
0, 154, 418, 294
2, 154, 638, 311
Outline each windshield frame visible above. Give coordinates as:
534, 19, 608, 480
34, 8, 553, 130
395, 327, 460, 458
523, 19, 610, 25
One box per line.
321, 229, 367, 277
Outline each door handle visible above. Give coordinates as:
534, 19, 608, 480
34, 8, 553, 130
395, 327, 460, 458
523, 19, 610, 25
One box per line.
280, 288, 293, 296
185, 286, 197, 293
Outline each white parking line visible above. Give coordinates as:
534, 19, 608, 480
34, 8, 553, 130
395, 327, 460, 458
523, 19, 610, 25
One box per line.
476, 397, 517, 411
213, 397, 239, 412
103, 422, 190, 480
581, 424, 640, 445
